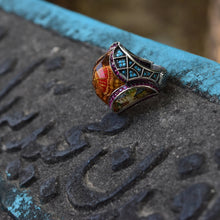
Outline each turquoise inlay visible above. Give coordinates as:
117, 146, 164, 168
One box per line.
128, 59, 133, 66
152, 73, 158, 80
129, 70, 138, 78
115, 48, 124, 57
0, 0, 219, 101
143, 71, 151, 77
134, 65, 142, 73
0, 175, 51, 219
120, 69, 127, 77
116, 59, 126, 68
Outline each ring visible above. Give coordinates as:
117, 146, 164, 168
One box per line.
92, 42, 167, 113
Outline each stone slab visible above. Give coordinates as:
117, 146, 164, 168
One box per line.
0, 10, 219, 220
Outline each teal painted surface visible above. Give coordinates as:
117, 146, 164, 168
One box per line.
0, 175, 51, 219
0, 0, 219, 101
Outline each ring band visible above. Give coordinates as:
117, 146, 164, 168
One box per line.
92, 42, 167, 113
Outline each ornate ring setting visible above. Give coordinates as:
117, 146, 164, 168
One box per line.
92, 42, 167, 113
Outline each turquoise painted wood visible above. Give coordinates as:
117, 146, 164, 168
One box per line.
0, 0, 219, 101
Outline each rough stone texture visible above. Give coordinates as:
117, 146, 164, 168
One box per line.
45, 56, 65, 72
145, 213, 164, 220
86, 112, 130, 135
0, 58, 17, 75
214, 148, 220, 168
19, 164, 36, 187
0, 10, 219, 220
203, 197, 220, 220
111, 146, 135, 171
0, 25, 7, 40
177, 153, 205, 178
40, 176, 59, 203
5, 159, 21, 180
172, 183, 214, 220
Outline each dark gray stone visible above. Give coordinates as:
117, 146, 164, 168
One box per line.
40, 176, 59, 203
214, 148, 220, 168
0, 58, 45, 102
6, 121, 54, 151
86, 112, 130, 135
0, 10, 219, 220
117, 190, 153, 220
0, 26, 7, 40
112, 146, 135, 171
19, 164, 36, 187
66, 148, 168, 209
177, 153, 205, 178
0, 111, 39, 130
45, 56, 64, 72
145, 213, 164, 220
0, 58, 17, 75
0, 97, 20, 115
172, 183, 214, 220
53, 83, 74, 95
203, 197, 220, 220
5, 159, 21, 180
21, 142, 42, 160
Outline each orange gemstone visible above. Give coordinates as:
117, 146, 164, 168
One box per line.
92, 52, 125, 104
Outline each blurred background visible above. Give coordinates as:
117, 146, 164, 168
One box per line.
47, 0, 220, 63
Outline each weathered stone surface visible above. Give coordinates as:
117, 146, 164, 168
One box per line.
6, 121, 54, 151
172, 183, 214, 220
112, 145, 135, 171
0, 111, 38, 130
117, 190, 153, 220
21, 142, 42, 160
53, 83, 74, 95
0, 58, 45, 102
203, 197, 220, 220
45, 56, 64, 71
86, 112, 130, 135
41, 126, 89, 163
145, 213, 164, 220
66, 148, 169, 209
177, 153, 205, 178
0, 58, 17, 75
19, 164, 36, 187
0, 9, 220, 220
5, 159, 21, 180
40, 176, 59, 203
214, 148, 220, 168
0, 207, 14, 220
0, 26, 7, 40
0, 96, 20, 115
